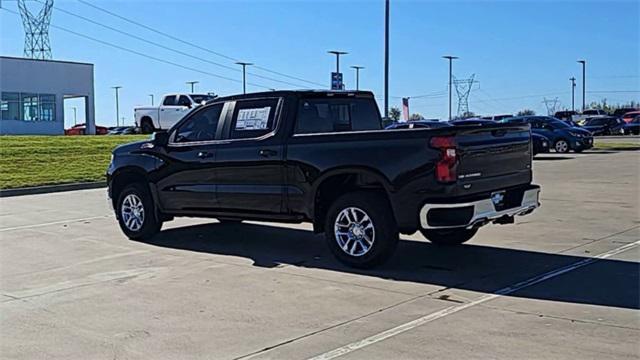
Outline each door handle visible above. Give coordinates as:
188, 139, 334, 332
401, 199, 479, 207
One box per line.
197, 151, 213, 159
259, 149, 277, 157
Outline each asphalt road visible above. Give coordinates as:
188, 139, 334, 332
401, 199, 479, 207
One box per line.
1, 150, 639, 360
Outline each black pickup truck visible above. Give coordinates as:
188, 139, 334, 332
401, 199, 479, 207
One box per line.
107, 90, 540, 268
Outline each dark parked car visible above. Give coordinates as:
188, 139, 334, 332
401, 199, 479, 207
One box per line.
554, 110, 578, 122
449, 119, 497, 126
623, 116, 640, 135
612, 108, 639, 118
581, 117, 626, 136
107, 90, 540, 268
502, 116, 593, 153
532, 133, 550, 155
385, 120, 450, 130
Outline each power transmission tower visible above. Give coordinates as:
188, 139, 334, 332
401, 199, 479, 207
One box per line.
453, 74, 476, 117
542, 97, 560, 115
17, 0, 54, 60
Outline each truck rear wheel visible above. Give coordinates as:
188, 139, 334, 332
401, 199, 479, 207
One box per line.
140, 119, 155, 134
420, 228, 477, 246
324, 192, 399, 268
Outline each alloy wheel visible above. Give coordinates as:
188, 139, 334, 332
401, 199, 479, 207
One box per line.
121, 194, 145, 231
334, 207, 375, 257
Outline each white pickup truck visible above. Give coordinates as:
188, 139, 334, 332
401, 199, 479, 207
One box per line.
134, 94, 216, 133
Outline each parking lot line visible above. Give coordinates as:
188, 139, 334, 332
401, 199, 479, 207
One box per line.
308, 240, 640, 360
0, 215, 111, 232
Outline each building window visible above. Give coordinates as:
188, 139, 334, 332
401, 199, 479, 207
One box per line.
0, 92, 56, 122
1, 92, 21, 121
39, 94, 55, 121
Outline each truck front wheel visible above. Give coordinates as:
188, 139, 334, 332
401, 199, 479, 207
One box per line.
324, 192, 399, 268
116, 183, 162, 240
420, 228, 477, 246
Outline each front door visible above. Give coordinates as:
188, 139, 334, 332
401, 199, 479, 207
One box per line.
214, 98, 285, 214
156, 102, 226, 211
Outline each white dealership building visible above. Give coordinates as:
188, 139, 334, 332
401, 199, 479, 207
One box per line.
0, 56, 96, 135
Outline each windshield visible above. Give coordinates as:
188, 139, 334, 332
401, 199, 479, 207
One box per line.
548, 119, 570, 129
190, 94, 216, 104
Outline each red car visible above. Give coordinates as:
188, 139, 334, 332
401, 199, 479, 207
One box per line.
64, 123, 109, 135
622, 111, 640, 123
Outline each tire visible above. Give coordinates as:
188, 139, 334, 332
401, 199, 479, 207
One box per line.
141, 119, 154, 134
574, 148, 584, 153
420, 228, 478, 246
116, 183, 162, 240
554, 139, 570, 153
324, 192, 399, 268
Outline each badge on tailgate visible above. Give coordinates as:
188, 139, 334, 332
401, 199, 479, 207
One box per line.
491, 190, 505, 207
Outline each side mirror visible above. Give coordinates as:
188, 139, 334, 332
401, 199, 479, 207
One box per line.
151, 131, 169, 147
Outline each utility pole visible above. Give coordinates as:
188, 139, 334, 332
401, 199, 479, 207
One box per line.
72, 106, 77, 126
350, 66, 364, 90
235, 62, 253, 94
577, 60, 586, 111
111, 86, 122, 127
442, 55, 458, 120
384, 0, 390, 118
149, 94, 154, 106
186, 81, 199, 93
569, 77, 576, 112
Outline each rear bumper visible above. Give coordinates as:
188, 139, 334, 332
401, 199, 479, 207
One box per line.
419, 185, 540, 230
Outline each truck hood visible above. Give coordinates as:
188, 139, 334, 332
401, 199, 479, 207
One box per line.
113, 139, 152, 155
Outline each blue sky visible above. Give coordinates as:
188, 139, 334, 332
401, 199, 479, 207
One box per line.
1, 0, 638, 127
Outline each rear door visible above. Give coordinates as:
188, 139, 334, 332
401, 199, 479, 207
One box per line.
214, 97, 285, 214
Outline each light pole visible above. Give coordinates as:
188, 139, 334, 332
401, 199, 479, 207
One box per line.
577, 60, 586, 111
149, 94, 154, 106
442, 55, 458, 121
384, 0, 390, 118
328, 50, 348, 74
350, 66, 364, 90
235, 62, 253, 94
111, 86, 122, 127
569, 77, 576, 112
72, 106, 77, 126
186, 81, 199, 93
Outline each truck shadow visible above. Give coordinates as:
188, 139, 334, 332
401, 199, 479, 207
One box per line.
140, 222, 639, 310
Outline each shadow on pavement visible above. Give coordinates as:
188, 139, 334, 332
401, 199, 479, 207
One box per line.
533, 156, 574, 161
140, 222, 640, 310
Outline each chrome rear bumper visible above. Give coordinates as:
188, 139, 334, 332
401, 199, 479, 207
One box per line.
419, 187, 540, 230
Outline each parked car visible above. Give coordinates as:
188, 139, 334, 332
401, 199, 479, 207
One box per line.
108, 126, 138, 135
623, 116, 640, 135
450, 118, 498, 126
480, 114, 513, 121
385, 120, 450, 130
108, 90, 540, 268
582, 109, 608, 116
622, 111, 640, 123
581, 117, 626, 136
554, 110, 578, 122
502, 116, 593, 153
611, 107, 639, 118
65, 123, 109, 135
134, 93, 217, 134
532, 133, 550, 155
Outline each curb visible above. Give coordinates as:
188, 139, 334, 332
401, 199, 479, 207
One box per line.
0, 182, 106, 198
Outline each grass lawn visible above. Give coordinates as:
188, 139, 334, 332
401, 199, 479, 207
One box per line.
593, 140, 640, 151
0, 135, 147, 189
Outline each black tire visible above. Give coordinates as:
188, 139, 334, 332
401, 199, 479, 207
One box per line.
420, 228, 478, 246
324, 192, 399, 268
554, 139, 570, 153
116, 183, 162, 240
574, 148, 584, 153
141, 119, 154, 134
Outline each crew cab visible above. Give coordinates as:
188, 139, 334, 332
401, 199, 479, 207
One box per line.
134, 93, 216, 134
108, 90, 540, 268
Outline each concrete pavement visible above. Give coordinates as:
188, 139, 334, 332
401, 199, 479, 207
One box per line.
0, 150, 638, 359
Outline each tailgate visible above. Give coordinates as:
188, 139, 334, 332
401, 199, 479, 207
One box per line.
454, 123, 532, 185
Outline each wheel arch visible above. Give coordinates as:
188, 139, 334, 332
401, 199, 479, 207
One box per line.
109, 167, 154, 212
310, 167, 394, 233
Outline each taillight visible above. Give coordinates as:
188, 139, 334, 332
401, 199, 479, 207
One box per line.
430, 136, 458, 183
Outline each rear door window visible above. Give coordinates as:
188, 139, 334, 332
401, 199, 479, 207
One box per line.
295, 98, 381, 134
228, 98, 280, 139
163, 96, 177, 106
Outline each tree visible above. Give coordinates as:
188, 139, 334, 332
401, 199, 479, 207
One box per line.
517, 109, 536, 116
389, 107, 401, 121
409, 113, 424, 121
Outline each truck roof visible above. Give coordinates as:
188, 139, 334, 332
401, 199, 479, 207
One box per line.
207, 90, 376, 104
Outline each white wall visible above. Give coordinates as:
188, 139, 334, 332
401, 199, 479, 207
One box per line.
0, 56, 95, 135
